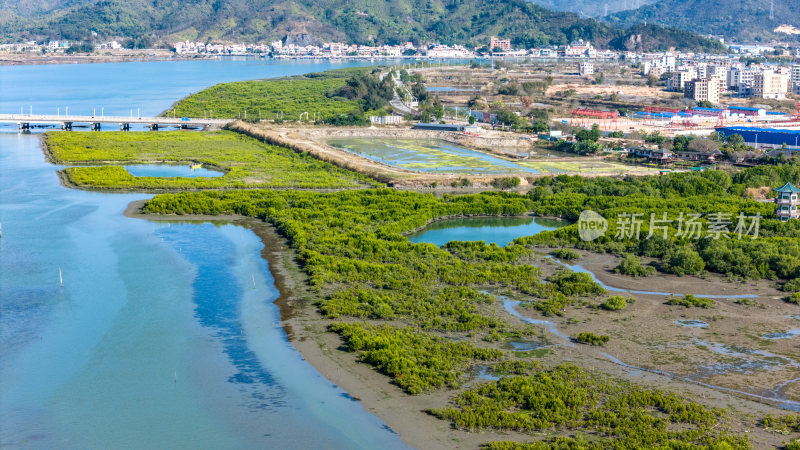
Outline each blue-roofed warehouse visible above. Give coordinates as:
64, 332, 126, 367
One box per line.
716, 127, 800, 149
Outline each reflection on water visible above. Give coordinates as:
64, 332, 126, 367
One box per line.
408, 216, 566, 247
124, 164, 224, 178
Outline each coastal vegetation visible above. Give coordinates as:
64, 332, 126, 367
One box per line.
140, 184, 759, 446
524, 167, 800, 284
168, 70, 367, 122
599, 295, 630, 311
665, 294, 715, 308
431, 364, 746, 448
573, 332, 610, 345
550, 248, 580, 261
615, 254, 656, 277
46, 130, 376, 189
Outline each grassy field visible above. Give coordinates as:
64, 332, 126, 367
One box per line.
46, 131, 377, 190
168, 69, 368, 121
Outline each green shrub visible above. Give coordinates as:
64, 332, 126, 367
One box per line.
550, 248, 580, 261
615, 253, 656, 277
663, 246, 705, 276
760, 414, 800, 433
600, 295, 630, 311
665, 294, 715, 308
783, 279, 800, 292
786, 293, 800, 305
573, 332, 609, 345
547, 270, 606, 297
491, 177, 521, 189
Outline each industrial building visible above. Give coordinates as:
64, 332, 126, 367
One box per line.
716, 127, 800, 149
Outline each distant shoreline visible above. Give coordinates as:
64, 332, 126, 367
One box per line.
0, 51, 214, 66
0, 51, 624, 66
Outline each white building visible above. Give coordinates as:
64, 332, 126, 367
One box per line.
792, 65, 800, 95
753, 70, 790, 99
578, 61, 594, 76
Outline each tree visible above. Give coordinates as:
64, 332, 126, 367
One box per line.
647, 74, 658, 87
725, 134, 745, 147
576, 124, 601, 143
687, 139, 720, 152
531, 120, 549, 133
663, 246, 705, 276
468, 115, 476, 125
697, 100, 714, 108
594, 72, 604, 85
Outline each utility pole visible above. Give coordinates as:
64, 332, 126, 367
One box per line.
770, 0, 774, 20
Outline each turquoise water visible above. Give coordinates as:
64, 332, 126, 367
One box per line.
123, 164, 224, 178
328, 137, 539, 174
0, 59, 406, 448
407, 216, 565, 247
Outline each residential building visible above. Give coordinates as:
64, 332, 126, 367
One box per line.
792, 65, 800, 95
669, 70, 695, 92
684, 77, 721, 103
563, 39, 595, 57
726, 66, 757, 92
489, 37, 511, 52
578, 62, 594, 76
774, 182, 800, 221
753, 70, 790, 99
370, 115, 403, 125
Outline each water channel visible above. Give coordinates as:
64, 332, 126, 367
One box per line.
0, 58, 408, 448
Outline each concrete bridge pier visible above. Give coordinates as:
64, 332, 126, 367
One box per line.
120, 122, 130, 131
90, 122, 101, 131
18, 122, 30, 131
61, 122, 72, 130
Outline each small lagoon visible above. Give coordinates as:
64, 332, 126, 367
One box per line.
407, 216, 566, 247
124, 164, 224, 178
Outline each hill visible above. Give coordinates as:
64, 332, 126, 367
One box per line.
523, 0, 656, 18
606, 0, 800, 43
2, 0, 725, 53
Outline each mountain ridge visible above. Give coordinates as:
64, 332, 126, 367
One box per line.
606, 0, 800, 43
2, 0, 726, 53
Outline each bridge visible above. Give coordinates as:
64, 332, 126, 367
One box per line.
0, 114, 233, 131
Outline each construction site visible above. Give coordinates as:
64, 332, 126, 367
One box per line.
565, 103, 800, 140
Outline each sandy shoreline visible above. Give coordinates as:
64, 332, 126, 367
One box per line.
124, 199, 800, 449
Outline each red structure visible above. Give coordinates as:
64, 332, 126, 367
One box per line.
570, 108, 619, 130
645, 106, 682, 114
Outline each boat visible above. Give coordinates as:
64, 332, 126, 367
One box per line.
190, 163, 202, 170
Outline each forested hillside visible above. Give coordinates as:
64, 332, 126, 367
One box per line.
606, 0, 800, 42
524, 0, 656, 18
3, 0, 725, 52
